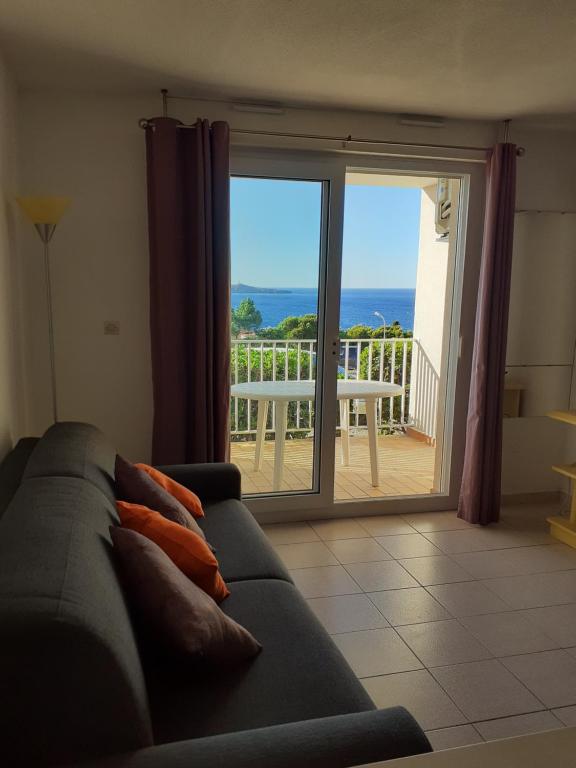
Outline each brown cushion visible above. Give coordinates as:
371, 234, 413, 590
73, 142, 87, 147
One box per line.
117, 502, 229, 603
115, 455, 206, 540
111, 527, 261, 666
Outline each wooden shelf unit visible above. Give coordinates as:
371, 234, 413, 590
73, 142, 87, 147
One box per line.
547, 412, 576, 548
552, 463, 576, 481
548, 410, 576, 427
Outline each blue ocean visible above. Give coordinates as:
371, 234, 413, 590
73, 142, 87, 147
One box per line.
231, 288, 415, 331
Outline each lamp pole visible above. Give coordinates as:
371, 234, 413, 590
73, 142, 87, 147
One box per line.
36, 224, 58, 422
374, 311, 386, 339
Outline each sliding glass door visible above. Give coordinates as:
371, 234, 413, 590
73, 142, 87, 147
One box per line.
229, 149, 484, 521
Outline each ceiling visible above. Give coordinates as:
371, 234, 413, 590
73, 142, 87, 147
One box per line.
1, 0, 576, 121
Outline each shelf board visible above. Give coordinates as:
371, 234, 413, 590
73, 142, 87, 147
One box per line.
548, 516, 576, 548
552, 463, 576, 481
548, 410, 576, 426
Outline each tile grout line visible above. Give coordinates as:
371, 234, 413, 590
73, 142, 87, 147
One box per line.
425, 722, 486, 745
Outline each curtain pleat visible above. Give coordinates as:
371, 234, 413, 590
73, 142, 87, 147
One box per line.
458, 143, 517, 525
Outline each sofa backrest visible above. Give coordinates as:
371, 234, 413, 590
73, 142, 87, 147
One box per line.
23, 421, 117, 503
0, 423, 153, 766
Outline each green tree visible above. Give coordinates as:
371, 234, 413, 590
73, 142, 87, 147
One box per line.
370, 321, 408, 339
343, 324, 374, 339
256, 313, 318, 340
231, 298, 262, 336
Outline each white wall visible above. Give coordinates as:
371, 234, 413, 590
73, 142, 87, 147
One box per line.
0, 55, 24, 459
16, 92, 576, 496
413, 185, 450, 375
502, 127, 576, 495
409, 184, 448, 441
18, 94, 153, 459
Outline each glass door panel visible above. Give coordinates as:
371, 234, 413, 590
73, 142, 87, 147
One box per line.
334, 170, 462, 501
229, 176, 326, 497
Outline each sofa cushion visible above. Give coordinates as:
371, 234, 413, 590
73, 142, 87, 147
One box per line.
145, 579, 374, 744
23, 421, 117, 503
0, 437, 38, 518
116, 455, 206, 539
136, 463, 204, 518
0, 477, 153, 767
199, 499, 292, 583
111, 527, 261, 665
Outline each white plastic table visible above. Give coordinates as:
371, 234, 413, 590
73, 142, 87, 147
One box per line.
231, 380, 404, 491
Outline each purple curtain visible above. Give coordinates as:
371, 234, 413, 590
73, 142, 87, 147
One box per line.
145, 117, 231, 465
458, 143, 517, 525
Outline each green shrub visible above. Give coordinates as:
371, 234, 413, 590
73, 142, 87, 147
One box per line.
358, 339, 412, 425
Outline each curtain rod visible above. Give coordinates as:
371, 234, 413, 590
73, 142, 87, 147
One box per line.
139, 89, 525, 156
139, 119, 526, 157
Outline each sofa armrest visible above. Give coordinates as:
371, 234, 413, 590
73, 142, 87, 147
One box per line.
155, 462, 242, 503
72, 708, 431, 768
0, 437, 39, 519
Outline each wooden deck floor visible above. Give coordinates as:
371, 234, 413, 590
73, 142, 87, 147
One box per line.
230, 433, 436, 499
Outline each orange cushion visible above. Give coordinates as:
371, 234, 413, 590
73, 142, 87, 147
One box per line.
116, 501, 229, 603
135, 464, 204, 519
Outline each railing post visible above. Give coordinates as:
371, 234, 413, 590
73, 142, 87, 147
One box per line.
309, 341, 314, 430
246, 341, 252, 433
401, 340, 408, 424
296, 340, 301, 430
271, 341, 277, 431
233, 342, 239, 433
389, 340, 397, 425
368, 341, 373, 381
355, 341, 361, 428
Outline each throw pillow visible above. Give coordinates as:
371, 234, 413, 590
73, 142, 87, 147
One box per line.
111, 527, 260, 665
116, 501, 229, 603
115, 455, 206, 540
135, 463, 204, 518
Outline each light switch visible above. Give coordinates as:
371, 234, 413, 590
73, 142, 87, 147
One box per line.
104, 320, 120, 335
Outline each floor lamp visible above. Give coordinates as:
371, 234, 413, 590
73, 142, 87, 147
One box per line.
16, 196, 71, 424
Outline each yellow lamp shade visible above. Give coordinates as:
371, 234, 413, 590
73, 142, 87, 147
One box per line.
16, 196, 71, 225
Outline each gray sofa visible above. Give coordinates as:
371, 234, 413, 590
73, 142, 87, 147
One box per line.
0, 422, 431, 767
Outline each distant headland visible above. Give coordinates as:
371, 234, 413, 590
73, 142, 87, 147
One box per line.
232, 283, 292, 294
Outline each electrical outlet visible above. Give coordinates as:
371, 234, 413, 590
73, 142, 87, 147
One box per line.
104, 320, 120, 336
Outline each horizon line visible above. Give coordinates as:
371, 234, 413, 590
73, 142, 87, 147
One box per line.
232, 285, 416, 291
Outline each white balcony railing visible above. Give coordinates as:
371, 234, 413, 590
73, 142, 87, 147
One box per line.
230, 337, 415, 438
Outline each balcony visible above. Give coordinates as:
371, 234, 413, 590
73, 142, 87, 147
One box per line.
230, 337, 438, 498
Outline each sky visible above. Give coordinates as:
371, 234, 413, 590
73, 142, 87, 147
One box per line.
230, 176, 421, 289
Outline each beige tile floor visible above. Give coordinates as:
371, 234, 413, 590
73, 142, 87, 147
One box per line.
261, 499, 576, 751
231, 433, 435, 498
